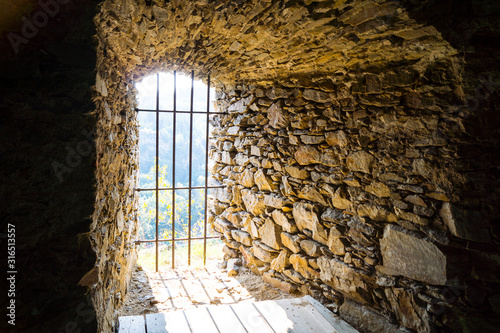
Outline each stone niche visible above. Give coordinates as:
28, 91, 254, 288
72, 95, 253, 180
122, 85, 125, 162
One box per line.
88, 0, 499, 332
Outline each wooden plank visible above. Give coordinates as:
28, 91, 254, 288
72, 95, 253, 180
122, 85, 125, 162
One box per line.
252, 300, 297, 333
304, 295, 359, 333
276, 298, 346, 333
145, 313, 168, 333
184, 306, 219, 333
118, 315, 146, 333
230, 302, 274, 333
206, 304, 247, 333
145, 311, 191, 333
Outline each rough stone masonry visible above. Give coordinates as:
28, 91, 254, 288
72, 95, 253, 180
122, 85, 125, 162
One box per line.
88, 0, 500, 332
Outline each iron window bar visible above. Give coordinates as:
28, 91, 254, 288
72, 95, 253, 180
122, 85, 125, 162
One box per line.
135, 71, 221, 271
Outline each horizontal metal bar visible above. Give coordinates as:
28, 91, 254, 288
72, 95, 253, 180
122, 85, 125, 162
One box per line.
135, 185, 224, 192
136, 108, 225, 115
135, 236, 221, 244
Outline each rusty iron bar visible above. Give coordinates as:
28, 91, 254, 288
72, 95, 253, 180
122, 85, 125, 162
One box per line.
135, 236, 220, 244
136, 71, 219, 270
204, 75, 211, 266
155, 73, 160, 272
188, 70, 194, 266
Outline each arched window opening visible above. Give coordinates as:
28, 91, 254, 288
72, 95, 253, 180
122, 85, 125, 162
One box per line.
134, 71, 223, 271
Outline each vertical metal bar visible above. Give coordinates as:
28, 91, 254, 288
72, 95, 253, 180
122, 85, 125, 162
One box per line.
155, 73, 160, 272
172, 71, 177, 269
203, 75, 211, 266
188, 70, 194, 266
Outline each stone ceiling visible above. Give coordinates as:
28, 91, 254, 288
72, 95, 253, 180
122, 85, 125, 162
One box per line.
96, 0, 456, 86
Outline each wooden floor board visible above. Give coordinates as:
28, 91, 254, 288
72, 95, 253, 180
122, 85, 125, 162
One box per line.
253, 300, 297, 332
280, 298, 341, 333
230, 302, 275, 333
118, 315, 146, 333
206, 304, 248, 333
304, 295, 358, 333
118, 296, 359, 333
183, 306, 219, 333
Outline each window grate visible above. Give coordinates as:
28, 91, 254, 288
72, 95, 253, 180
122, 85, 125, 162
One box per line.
135, 71, 221, 271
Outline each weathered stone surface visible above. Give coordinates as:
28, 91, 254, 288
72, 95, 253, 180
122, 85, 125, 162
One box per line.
395, 208, 429, 225
439, 203, 490, 242
242, 215, 260, 239
294, 145, 321, 165
331, 187, 352, 210
303, 89, 331, 103
380, 225, 447, 285
340, 299, 401, 333
357, 203, 397, 222
259, 218, 283, 250
241, 189, 266, 215
300, 239, 323, 257
285, 166, 309, 179
290, 254, 320, 280
254, 169, 276, 192
223, 245, 239, 258
321, 208, 346, 223
263, 193, 287, 209
298, 185, 328, 206
385, 288, 431, 333
365, 182, 391, 198
318, 256, 372, 304
281, 232, 302, 254
231, 229, 252, 246
263, 272, 296, 294
270, 250, 291, 272
253, 240, 279, 263
239, 245, 265, 267
300, 135, 325, 145
228, 94, 255, 113
346, 150, 374, 173
227, 258, 241, 276
268, 101, 290, 129
238, 168, 255, 188
325, 130, 348, 147
272, 209, 298, 233
327, 227, 348, 255
319, 150, 340, 167
293, 202, 328, 245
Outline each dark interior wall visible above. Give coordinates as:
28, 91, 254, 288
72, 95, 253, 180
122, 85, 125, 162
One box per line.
0, 1, 99, 332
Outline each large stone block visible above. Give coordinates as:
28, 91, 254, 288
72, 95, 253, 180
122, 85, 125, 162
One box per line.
292, 201, 328, 245
258, 218, 283, 250
346, 150, 374, 173
298, 185, 328, 206
294, 145, 321, 165
271, 209, 298, 233
379, 225, 447, 285
254, 168, 276, 192
241, 189, 266, 215
290, 254, 320, 280
281, 232, 303, 253
267, 101, 290, 129
317, 256, 373, 304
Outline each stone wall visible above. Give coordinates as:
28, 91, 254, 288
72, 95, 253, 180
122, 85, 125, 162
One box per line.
1, 0, 496, 332
89, 40, 140, 331
93, 0, 499, 332
208, 61, 500, 331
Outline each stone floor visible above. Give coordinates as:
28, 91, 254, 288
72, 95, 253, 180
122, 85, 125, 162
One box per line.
116, 260, 298, 318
